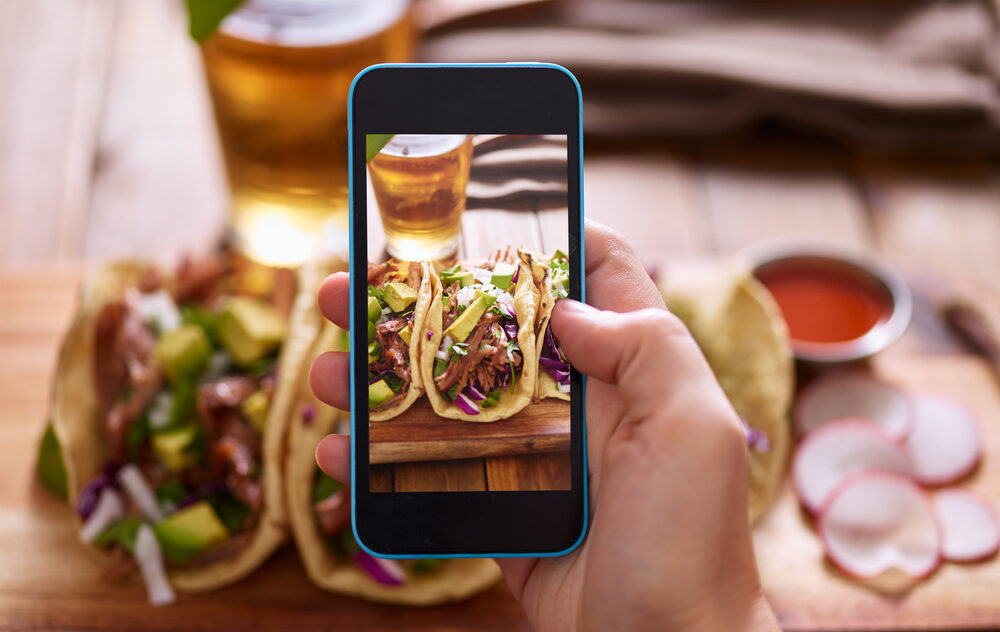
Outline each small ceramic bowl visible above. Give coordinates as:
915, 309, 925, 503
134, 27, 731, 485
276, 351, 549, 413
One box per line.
744, 242, 913, 365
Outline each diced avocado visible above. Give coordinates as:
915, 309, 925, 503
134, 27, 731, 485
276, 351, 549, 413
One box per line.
398, 325, 412, 346
441, 269, 474, 287
490, 262, 516, 289
367, 296, 382, 322
152, 425, 199, 472
368, 341, 381, 364
240, 390, 270, 433
219, 297, 287, 367
153, 501, 228, 564
367, 320, 377, 343
383, 282, 417, 313
156, 324, 211, 382
36, 423, 67, 500
474, 289, 497, 307
444, 296, 489, 343
369, 379, 395, 409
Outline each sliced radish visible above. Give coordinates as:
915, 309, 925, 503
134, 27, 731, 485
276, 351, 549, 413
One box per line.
934, 489, 1000, 562
793, 419, 913, 514
819, 471, 940, 583
796, 372, 911, 440
904, 394, 981, 486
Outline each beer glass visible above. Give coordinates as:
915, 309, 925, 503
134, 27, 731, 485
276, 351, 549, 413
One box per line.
201, 0, 415, 266
368, 135, 473, 261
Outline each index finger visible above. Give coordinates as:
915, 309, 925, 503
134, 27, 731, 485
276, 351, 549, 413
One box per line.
318, 271, 351, 329
583, 220, 665, 313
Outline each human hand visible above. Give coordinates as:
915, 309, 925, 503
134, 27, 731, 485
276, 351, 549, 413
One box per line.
310, 221, 778, 631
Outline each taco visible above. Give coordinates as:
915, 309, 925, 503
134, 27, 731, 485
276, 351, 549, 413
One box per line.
285, 322, 502, 604
518, 248, 571, 401
51, 254, 330, 603
420, 251, 537, 421
661, 261, 794, 524
366, 260, 432, 421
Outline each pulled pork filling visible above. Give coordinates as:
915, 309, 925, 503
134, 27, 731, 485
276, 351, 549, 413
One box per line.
76, 257, 290, 598
367, 260, 421, 411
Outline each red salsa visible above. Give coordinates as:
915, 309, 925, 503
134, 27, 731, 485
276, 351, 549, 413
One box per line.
757, 264, 891, 344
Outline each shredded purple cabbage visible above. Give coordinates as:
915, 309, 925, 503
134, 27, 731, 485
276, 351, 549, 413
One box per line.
75, 470, 115, 519
454, 392, 480, 415
503, 320, 519, 341
496, 302, 515, 319
353, 550, 405, 586
178, 493, 199, 510
511, 264, 520, 284
739, 417, 771, 453
498, 365, 511, 388
302, 404, 316, 423
426, 330, 433, 340
542, 327, 562, 361
466, 383, 487, 401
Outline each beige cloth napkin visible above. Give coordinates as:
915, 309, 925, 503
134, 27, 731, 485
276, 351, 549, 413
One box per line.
420, 0, 1000, 155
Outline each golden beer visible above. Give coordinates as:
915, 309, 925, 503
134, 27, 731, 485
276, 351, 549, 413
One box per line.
368, 135, 473, 260
201, 0, 415, 266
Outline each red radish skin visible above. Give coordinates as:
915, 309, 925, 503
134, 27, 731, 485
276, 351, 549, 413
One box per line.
934, 489, 1000, 563
904, 394, 982, 486
795, 371, 912, 440
793, 419, 913, 514
819, 470, 941, 583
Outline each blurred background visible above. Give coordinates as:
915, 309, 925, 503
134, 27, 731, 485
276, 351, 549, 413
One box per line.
4, 0, 1000, 629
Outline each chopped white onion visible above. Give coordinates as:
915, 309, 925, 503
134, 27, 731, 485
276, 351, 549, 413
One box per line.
117, 464, 164, 523
373, 556, 407, 583
134, 524, 176, 606
455, 285, 477, 307
135, 290, 181, 333
479, 283, 497, 294
438, 335, 453, 353
497, 292, 514, 308
146, 392, 173, 430
435, 350, 449, 361
472, 268, 493, 285
557, 383, 571, 394
79, 488, 124, 543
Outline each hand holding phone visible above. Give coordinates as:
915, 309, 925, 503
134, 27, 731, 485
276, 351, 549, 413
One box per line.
312, 222, 779, 630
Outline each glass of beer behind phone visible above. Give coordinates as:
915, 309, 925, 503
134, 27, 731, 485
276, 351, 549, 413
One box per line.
201, 0, 415, 267
368, 134, 473, 261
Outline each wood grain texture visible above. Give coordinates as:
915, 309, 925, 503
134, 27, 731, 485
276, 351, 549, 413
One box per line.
0, 267, 530, 630
0, 0, 118, 263
370, 398, 570, 465
84, 0, 228, 263
485, 452, 572, 491
394, 459, 487, 492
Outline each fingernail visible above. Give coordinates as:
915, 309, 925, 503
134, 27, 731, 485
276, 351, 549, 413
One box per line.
556, 299, 597, 315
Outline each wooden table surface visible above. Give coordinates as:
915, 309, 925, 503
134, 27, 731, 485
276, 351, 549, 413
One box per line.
4, 1, 1000, 630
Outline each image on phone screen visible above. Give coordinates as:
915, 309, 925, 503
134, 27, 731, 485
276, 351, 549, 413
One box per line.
365, 133, 572, 494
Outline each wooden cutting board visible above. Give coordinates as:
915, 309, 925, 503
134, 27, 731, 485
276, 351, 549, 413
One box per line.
4, 268, 1000, 630
370, 398, 570, 465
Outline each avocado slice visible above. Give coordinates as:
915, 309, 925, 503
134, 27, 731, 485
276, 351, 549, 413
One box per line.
441, 268, 474, 288
367, 341, 381, 364
367, 320, 377, 342
490, 262, 516, 290
152, 425, 199, 472
240, 390, 269, 433
367, 296, 382, 322
153, 501, 228, 564
369, 379, 395, 409
156, 324, 211, 383
383, 282, 417, 313
219, 297, 287, 367
444, 296, 489, 343
398, 325, 412, 346
474, 289, 497, 307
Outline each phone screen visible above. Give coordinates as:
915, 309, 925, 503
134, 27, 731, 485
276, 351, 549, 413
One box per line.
351, 66, 584, 556
365, 133, 572, 493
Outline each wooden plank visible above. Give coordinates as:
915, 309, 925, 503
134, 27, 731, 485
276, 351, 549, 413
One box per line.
394, 459, 486, 492
485, 452, 571, 491
369, 465, 394, 492
536, 208, 568, 256
84, 0, 228, 263
461, 208, 543, 261
0, 0, 118, 263
856, 157, 1000, 291
370, 398, 570, 465
699, 147, 872, 254
0, 267, 528, 630
756, 353, 1000, 630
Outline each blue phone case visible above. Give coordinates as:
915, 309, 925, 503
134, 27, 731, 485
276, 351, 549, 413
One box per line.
348, 63, 586, 559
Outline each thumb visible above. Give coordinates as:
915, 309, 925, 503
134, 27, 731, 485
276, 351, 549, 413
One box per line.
550, 300, 725, 427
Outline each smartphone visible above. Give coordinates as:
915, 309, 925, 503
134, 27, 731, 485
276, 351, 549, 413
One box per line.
348, 64, 585, 557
